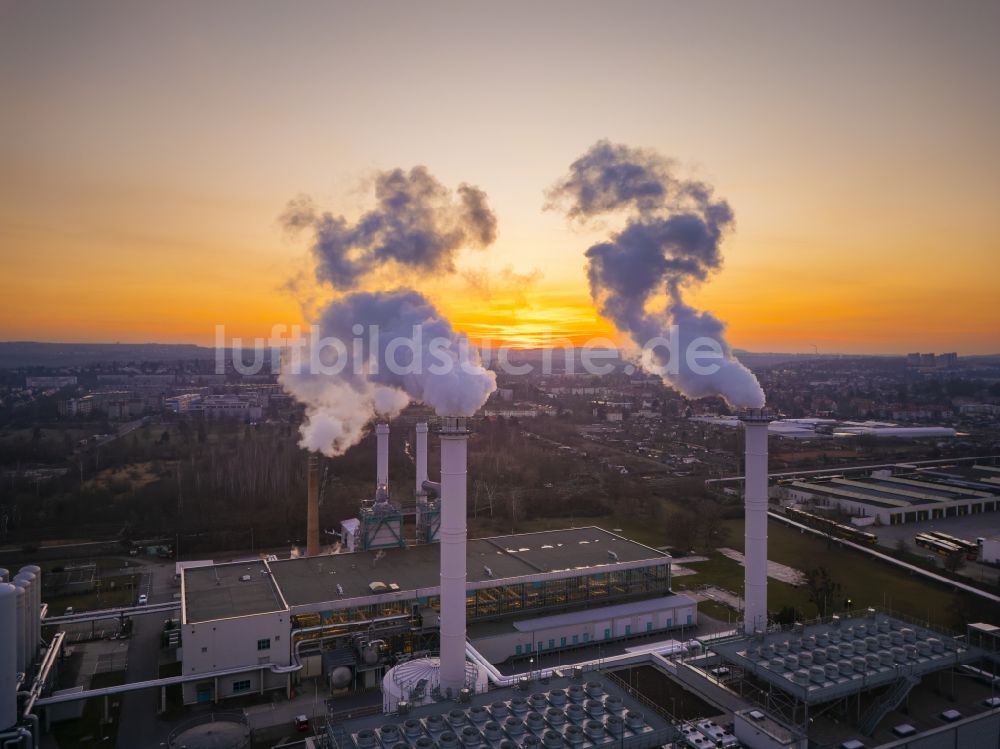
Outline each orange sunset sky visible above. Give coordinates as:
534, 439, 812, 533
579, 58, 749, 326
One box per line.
1, 1, 998, 354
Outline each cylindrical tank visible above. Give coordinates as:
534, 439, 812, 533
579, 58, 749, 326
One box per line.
330, 666, 352, 689
362, 642, 380, 665
0, 583, 17, 731
15, 569, 37, 668
13, 580, 28, 675
23, 565, 41, 662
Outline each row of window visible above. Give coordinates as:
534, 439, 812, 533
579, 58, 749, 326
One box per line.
292, 564, 672, 628
511, 614, 693, 657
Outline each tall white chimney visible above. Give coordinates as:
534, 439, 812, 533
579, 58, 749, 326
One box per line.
740, 408, 773, 634
376, 423, 390, 493
415, 422, 429, 498
306, 455, 321, 557
438, 416, 469, 693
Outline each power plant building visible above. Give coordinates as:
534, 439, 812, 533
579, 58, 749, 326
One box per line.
179, 527, 690, 705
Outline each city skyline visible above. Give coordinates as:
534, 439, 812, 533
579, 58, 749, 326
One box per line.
2, 1, 999, 354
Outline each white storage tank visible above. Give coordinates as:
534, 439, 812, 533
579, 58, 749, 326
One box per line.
23, 565, 40, 660
13, 580, 27, 675
14, 569, 36, 668
0, 583, 17, 731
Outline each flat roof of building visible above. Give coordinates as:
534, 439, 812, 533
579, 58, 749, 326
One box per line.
713, 613, 979, 705
918, 465, 1000, 489
184, 527, 668, 622
268, 527, 667, 609
790, 472, 1000, 510
183, 559, 286, 624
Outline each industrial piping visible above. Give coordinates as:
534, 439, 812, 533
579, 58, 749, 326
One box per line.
306, 454, 321, 557
740, 408, 773, 634
438, 416, 470, 693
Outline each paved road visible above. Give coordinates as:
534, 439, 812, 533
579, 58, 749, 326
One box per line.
115, 560, 175, 749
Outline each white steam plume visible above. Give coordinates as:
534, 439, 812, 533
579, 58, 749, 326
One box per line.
280, 167, 498, 456
547, 140, 764, 408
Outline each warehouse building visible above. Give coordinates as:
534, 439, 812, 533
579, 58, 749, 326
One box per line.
780, 464, 1000, 525
179, 526, 692, 705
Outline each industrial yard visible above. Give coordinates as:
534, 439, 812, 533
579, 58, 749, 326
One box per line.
3, 413, 998, 749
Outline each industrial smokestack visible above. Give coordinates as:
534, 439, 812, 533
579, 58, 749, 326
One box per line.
306, 454, 321, 557
376, 423, 390, 493
415, 422, 429, 497
740, 408, 773, 634
438, 416, 470, 693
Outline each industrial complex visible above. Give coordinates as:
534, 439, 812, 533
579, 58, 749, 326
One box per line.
3, 413, 1000, 749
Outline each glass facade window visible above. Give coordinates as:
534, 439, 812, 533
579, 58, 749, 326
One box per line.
292, 561, 672, 632
460, 562, 672, 622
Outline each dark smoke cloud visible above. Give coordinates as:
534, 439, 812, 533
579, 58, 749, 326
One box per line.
282, 166, 497, 289
548, 140, 764, 408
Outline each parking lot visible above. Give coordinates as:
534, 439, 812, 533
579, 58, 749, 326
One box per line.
871, 512, 1000, 585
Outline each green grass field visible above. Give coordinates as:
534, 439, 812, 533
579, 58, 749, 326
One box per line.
512, 506, 988, 632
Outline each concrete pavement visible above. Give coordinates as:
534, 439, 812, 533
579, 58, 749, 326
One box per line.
115, 560, 176, 749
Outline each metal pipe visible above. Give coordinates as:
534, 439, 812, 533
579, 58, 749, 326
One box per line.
0, 728, 31, 749
463, 639, 682, 688
421, 480, 440, 497
272, 613, 413, 674
44, 601, 177, 625
20, 632, 64, 719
